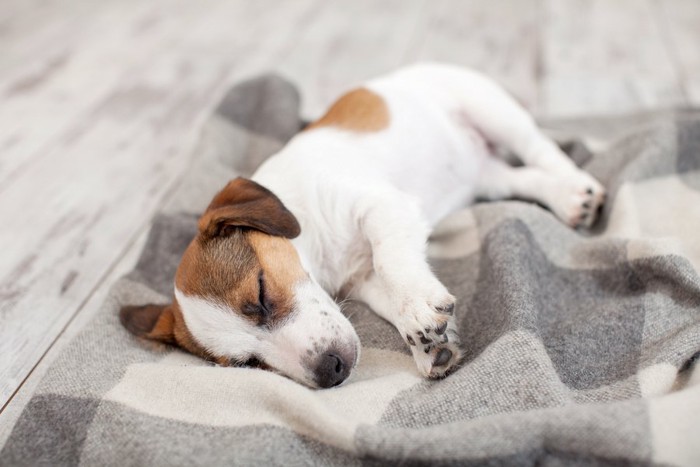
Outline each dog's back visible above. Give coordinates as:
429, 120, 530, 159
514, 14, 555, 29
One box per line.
256, 63, 492, 227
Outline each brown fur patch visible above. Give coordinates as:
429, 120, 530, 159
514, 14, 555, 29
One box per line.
174, 229, 304, 329
306, 88, 389, 133
175, 230, 257, 300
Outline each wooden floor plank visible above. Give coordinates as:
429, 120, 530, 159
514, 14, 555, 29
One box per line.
540, 0, 686, 117
408, 0, 541, 111
0, 227, 149, 439
655, 0, 700, 105
276, 0, 428, 118
0, 1, 171, 188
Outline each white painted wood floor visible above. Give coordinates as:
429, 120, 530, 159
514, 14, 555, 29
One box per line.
1, 0, 699, 423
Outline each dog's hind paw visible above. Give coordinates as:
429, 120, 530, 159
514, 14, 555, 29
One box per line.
545, 169, 606, 229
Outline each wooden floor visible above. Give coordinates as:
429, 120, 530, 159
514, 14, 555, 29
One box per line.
1, 0, 699, 420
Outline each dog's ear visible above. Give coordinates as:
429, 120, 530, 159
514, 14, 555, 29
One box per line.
198, 177, 301, 240
121, 301, 214, 361
120, 303, 176, 344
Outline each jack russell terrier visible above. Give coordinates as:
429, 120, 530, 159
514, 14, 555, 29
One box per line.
121, 63, 605, 388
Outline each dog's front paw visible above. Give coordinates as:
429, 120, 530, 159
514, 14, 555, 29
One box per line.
397, 292, 462, 378
546, 169, 606, 229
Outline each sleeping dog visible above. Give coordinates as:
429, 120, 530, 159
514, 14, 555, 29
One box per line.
121, 63, 605, 388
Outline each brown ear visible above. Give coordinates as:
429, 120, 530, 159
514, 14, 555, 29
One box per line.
198, 177, 301, 240
120, 303, 175, 344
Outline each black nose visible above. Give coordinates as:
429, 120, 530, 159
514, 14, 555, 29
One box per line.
315, 353, 351, 388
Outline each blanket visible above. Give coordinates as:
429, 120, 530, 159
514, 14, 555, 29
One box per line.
2, 75, 699, 466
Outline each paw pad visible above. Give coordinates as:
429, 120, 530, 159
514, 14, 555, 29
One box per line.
434, 348, 452, 366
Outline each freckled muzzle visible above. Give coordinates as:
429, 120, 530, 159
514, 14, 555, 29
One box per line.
289, 279, 361, 388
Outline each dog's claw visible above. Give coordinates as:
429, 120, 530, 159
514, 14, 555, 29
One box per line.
435, 321, 448, 335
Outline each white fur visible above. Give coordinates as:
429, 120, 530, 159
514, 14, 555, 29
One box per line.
175, 288, 262, 359
249, 63, 605, 378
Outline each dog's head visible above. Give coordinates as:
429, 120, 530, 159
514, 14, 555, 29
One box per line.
121, 178, 360, 388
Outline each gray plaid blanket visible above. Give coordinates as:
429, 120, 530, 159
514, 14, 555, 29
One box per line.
2, 75, 699, 466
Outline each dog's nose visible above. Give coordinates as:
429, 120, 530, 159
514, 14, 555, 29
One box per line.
315, 352, 351, 388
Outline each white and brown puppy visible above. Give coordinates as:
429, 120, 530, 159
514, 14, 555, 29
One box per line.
121, 63, 605, 388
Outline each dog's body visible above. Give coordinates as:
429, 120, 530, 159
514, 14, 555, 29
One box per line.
121, 63, 605, 388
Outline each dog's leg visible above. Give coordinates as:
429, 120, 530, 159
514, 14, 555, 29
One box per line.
445, 68, 606, 227
351, 189, 462, 378
476, 156, 599, 228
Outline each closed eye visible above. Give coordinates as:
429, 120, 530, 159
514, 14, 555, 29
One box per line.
241, 271, 272, 323
258, 270, 269, 312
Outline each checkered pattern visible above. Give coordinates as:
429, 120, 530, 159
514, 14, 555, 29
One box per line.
2, 76, 699, 466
